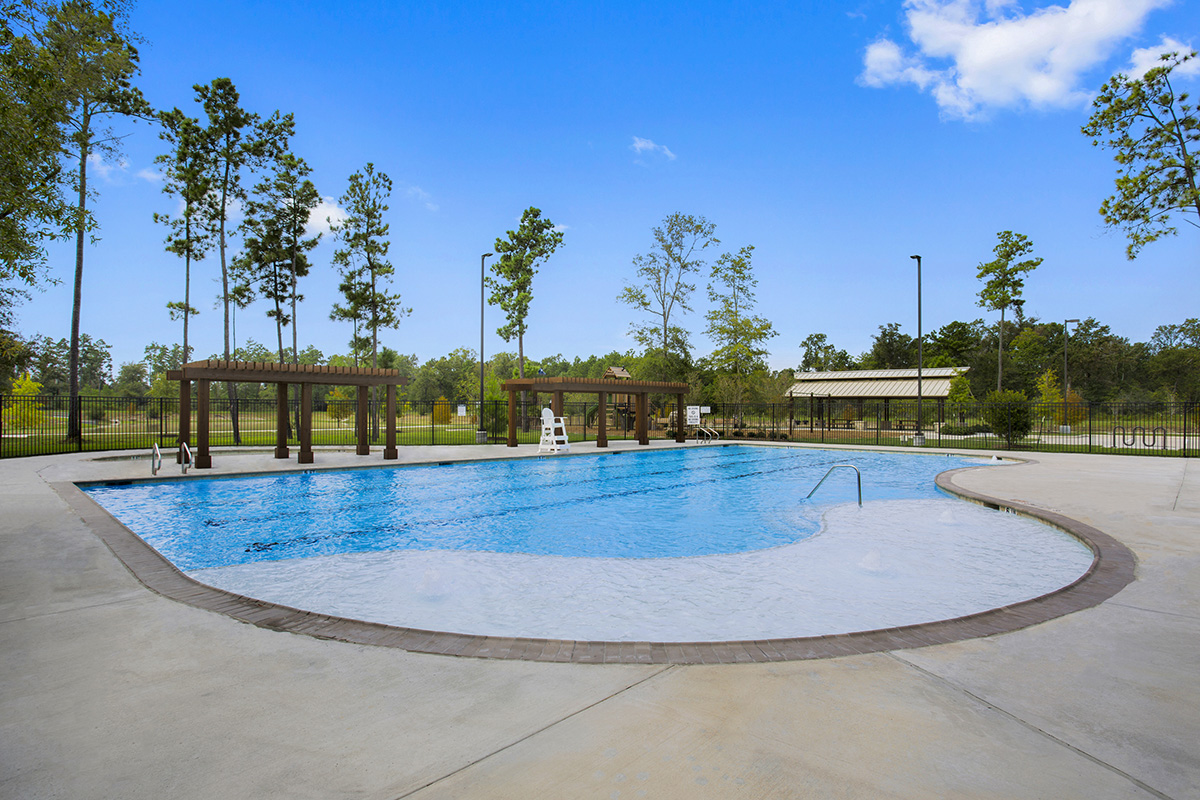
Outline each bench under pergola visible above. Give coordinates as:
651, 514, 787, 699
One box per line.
168, 360, 409, 468
502, 377, 690, 447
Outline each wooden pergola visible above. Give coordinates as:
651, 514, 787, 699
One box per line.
168, 360, 409, 468
502, 376, 690, 448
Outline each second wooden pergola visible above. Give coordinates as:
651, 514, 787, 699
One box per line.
502, 377, 690, 447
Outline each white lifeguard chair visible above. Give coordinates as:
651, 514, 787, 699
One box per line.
538, 407, 571, 453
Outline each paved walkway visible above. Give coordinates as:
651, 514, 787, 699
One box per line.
1, 443, 1197, 798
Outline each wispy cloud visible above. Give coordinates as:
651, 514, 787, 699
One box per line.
630, 136, 676, 161
1127, 35, 1198, 78
136, 167, 163, 184
87, 153, 129, 181
860, 0, 1172, 119
405, 185, 438, 212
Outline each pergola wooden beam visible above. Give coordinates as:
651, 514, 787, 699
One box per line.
168, 360, 408, 468
501, 376, 689, 448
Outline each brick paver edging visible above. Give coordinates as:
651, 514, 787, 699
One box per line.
51, 461, 1136, 665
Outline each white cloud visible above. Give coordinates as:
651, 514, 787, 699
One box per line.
86, 153, 129, 181
630, 136, 677, 161
136, 167, 163, 184
308, 196, 346, 237
860, 0, 1173, 119
405, 185, 438, 212
1128, 35, 1198, 78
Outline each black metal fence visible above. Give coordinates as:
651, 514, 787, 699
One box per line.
1, 394, 1196, 458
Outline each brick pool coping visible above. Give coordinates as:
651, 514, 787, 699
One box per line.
51, 457, 1137, 665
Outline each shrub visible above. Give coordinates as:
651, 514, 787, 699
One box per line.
940, 423, 991, 436
980, 389, 1033, 447
4, 372, 44, 428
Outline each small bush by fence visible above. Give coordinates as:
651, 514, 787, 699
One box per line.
1, 395, 1196, 458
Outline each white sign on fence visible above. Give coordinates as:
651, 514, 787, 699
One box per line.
700, 406, 711, 414
686, 406, 701, 425
457, 405, 467, 417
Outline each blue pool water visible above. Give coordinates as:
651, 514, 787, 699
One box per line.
85, 446, 984, 570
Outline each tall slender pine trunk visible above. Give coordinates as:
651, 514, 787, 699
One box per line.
67, 134, 89, 443
218, 157, 240, 443
997, 309, 1005, 392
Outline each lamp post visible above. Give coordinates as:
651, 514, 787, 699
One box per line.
910, 255, 924, 446
478, 253, 492, 443
1063, 318, 1079, 433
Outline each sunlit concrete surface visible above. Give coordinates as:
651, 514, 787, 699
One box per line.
2, 442, 1196, 799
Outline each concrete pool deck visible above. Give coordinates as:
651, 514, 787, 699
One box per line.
1, 442, 1197, 798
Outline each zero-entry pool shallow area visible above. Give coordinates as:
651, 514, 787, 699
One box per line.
82, 445, 1095, 642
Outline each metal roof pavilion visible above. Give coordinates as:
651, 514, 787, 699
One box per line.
785, 367, 967, 400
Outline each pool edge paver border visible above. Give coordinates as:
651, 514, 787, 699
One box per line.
48, 455, 1138, 665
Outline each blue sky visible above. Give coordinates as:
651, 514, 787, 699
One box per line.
16, 0, 1199, 373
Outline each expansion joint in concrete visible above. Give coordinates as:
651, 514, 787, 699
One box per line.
889, 654, 1175, 800
392, 665, 675, 799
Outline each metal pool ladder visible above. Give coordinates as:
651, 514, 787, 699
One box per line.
806, 464, 862, 506
151, 443, 162, 476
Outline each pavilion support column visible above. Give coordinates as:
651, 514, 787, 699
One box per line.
299, 383, 313, 464
552, 390, 564, 417
195, 379, 212, 469
177, 378, 191, 463
274, 382, 290, 459
675, 393, 686, 443
507, 389, 518, 447
597, 391, 608, 448
637, 392, 649, 445
355, 385, 369, 455
384, 384, 398, 459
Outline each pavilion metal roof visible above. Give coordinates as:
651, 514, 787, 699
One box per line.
785, 367, 967, 400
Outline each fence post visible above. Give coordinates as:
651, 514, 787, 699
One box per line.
1088, 402, 1093, 454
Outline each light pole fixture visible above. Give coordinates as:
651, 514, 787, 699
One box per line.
479, 253, 493, 442
1063, 318, 1080, 432
910, 255, 924, 446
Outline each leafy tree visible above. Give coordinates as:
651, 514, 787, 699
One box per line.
1083, 50, 1199, 259
799, 332, 854, 372
619, 213, 719, 378
703, 245, 776, 393
0, 1, 73, 285
111, 360, 147, 397
1034, 368, 1064, 424
924, 320, 984, 368
977, 231, 1041, 391
980, 388, 1033, 447
5, 370, 45, 426
488, 206, 563, 380
193, 76, 293, 441
41, 0, 149, 440
859, 323, 914, 369
31, 332, 109, 393
153, 108, 212, 363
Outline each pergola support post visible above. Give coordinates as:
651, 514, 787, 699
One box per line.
597, 391, 608, 448
274, 382, 290, 459
195, 379, 212, 469
552, 390, 564, 417
299, 383, 313, 464
675, 393, 686, 443
355, 385, 369, 455
636, 392, 649, 445
384, 384, 398, 459
177, 378, 191, 463
507, 390, 517, 447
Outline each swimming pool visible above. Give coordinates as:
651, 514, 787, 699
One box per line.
83, 445, 1095, 642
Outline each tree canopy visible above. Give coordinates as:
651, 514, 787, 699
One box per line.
487, 206, 563, 379
1083, 50, 1199, 259
977, 230, 1041, 391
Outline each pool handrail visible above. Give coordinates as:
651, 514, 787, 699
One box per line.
806, 464, 862, 506
179, 442, 192, 474
151, 443, 162, 476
